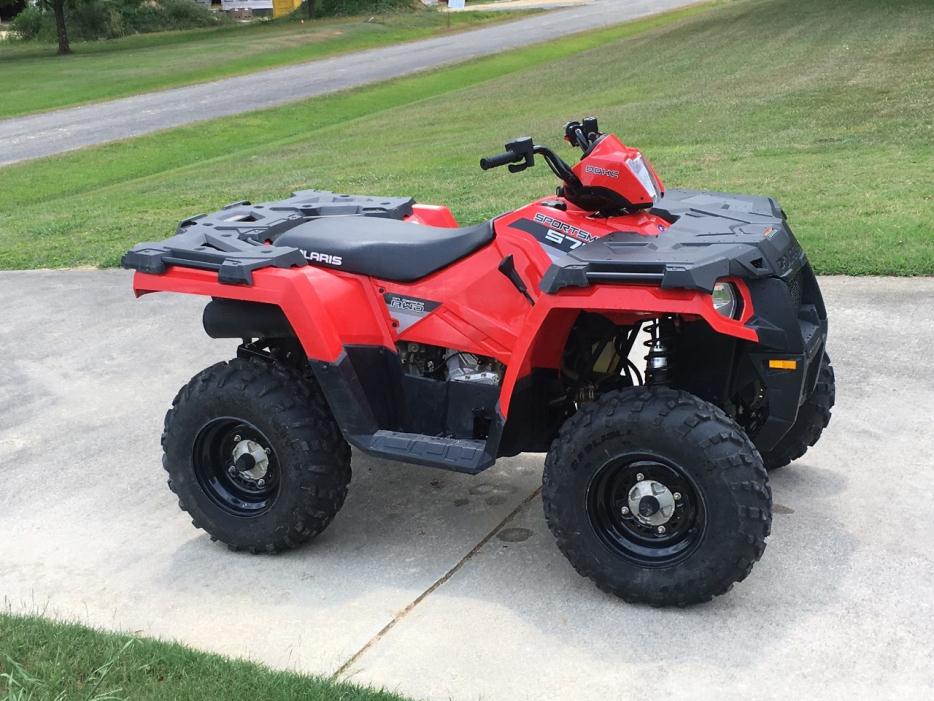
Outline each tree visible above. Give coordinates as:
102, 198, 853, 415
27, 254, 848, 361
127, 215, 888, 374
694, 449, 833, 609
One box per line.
1, 0, 71, 54
305, 0, 316, 20
47, 0, 70, 55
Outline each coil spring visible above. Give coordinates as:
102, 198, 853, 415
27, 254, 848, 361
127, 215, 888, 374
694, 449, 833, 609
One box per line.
644, 318, 673, 384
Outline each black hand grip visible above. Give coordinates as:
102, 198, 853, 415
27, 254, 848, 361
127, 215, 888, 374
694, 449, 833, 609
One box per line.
480, 151, 517, 170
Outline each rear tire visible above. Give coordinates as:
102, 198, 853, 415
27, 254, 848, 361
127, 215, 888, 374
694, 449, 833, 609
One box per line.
760, 352, 835, 471
543, 387, 771, 606
162, 356, 351, 553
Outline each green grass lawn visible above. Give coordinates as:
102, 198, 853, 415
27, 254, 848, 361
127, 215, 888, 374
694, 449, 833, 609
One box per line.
0, 8, 528, 118
0, 614, 407, 701
0, 0, 930, 275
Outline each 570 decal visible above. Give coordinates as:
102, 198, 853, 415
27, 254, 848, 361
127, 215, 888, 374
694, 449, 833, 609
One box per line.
506, 214, 599, 256
543, 229, 586, 251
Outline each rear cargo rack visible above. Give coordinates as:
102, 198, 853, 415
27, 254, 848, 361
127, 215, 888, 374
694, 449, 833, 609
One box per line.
122, 189, 415, 285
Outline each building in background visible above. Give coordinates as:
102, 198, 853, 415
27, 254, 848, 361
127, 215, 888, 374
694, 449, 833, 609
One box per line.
219, 0, 273, 14
192, 0, 302, 19
271, 0, 302, 17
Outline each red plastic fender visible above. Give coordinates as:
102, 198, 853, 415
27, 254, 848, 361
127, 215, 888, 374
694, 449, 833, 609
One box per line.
133, 266, 393, 362
497, 280, 757, 416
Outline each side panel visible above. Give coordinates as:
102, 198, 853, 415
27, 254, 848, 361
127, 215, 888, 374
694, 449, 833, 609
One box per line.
375, 232, 545, 365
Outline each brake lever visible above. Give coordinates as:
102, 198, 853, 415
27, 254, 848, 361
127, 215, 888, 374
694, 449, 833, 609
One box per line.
505, 137, 535, 173
508, 159, 531, 173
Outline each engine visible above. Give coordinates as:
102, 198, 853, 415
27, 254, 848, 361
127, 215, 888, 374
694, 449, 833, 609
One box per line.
398, 343, 502, 385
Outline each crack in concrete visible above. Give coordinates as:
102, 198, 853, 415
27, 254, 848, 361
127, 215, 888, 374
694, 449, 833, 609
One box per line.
332, 487, 542, 680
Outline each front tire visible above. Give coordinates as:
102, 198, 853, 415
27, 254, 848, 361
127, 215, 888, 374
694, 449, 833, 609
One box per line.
543, 387, 771, 606
162, 357, 351, 553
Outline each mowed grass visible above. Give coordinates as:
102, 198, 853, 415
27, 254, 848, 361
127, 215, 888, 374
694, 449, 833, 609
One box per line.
0, 9, 527, 118
0, 614, 407, 701
0, 0, 930, 274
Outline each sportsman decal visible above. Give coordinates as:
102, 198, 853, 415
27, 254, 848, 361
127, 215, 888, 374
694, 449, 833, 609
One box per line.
509, 216, 597, 260
533, 213, 597, 243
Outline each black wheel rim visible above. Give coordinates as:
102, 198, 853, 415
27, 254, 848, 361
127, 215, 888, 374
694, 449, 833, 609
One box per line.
193, 417, 279, 517
586, 453, 706, 568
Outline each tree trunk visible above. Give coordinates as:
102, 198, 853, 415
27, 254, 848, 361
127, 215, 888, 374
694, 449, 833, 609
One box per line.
52, 0, 70, 55
306, 0, 316, 20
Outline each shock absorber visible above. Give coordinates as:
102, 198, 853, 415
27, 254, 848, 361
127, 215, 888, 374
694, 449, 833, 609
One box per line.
644, 317, 675, 384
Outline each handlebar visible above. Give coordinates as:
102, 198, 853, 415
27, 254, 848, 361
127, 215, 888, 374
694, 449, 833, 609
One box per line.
479, 118, 603, 206
479, 129, 587, 190
480, 151, 520, 171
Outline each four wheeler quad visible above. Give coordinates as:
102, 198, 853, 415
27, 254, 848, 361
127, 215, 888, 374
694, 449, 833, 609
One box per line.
123, 118, 834, 606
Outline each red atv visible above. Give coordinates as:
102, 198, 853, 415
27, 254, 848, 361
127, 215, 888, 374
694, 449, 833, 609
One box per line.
124, 118, 834, 606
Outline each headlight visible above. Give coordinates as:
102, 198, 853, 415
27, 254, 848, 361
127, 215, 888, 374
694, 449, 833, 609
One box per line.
712, 281, 739, 318
625, 155, 659, 200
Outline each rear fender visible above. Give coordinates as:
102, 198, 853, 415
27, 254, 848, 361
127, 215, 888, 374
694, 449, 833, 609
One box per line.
133, 266, 393, 362
498, 281, 757, 415
407, 204, 459, 228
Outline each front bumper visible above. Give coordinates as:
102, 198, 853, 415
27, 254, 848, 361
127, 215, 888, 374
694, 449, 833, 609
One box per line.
744, 263, 828, 451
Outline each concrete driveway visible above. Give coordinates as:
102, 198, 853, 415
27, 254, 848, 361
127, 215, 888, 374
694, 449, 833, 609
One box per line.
0, 0, 697, 167
1, 271, 932, 698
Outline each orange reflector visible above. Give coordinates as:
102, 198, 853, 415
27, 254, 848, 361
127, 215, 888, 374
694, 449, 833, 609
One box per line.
768, 359, 798, 370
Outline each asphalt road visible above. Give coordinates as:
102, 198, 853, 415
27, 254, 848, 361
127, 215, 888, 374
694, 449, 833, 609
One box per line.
0, 0, 698, 167
1, 270, 932, 699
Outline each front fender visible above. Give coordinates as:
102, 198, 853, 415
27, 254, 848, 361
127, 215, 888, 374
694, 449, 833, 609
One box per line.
498, 281, 757, 416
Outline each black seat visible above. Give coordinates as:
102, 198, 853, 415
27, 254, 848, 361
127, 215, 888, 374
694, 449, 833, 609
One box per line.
274, 216, 494, 282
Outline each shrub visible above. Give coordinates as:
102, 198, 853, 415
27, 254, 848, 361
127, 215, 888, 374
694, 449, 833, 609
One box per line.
71, 0, 127, 40
10, 0, 222, 43
303, 0, 415, 18
124, 0, 220, 34
10, 5, 46, 40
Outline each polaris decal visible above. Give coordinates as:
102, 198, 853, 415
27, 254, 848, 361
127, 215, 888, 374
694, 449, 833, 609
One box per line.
585, 164, 620, 179
301, 250, 343, 266
383, 293, 440, 332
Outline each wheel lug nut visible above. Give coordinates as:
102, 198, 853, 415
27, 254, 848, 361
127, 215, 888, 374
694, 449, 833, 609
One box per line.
657, 525, 666, 534
234, 434, 241, 442
257, 478, 266, 488
227, 465, 237, 475
673, 492, 682, 501
621, 506, 630, 516
636, 473, 644, 481
264, 447, 271, 455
